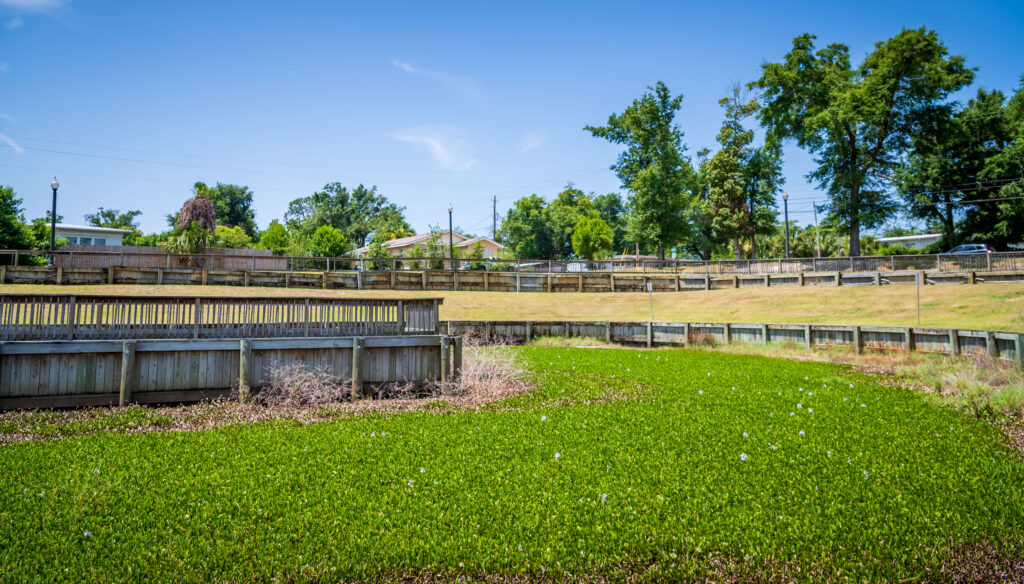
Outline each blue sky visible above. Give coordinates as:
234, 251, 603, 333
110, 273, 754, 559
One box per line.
1, 0, 1022, 238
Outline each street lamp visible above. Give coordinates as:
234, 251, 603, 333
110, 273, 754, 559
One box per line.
782, 192, 790, 259
49, 177, 59, 263
447, 204, 454, 274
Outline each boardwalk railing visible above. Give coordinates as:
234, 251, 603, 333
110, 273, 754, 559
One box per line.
0, 295, 442, 342
445, 320, 1024, 368
3, 249, 1024, 275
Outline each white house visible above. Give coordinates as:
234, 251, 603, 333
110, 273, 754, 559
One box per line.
875, 233, 942, 250
54, 224, 132, 246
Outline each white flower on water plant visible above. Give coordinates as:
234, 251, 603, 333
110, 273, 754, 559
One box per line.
407, 480, 413, 487
420, 467, 426, 473
797, 403, 802, 409
740, 453, 748, 462
698, 390, 703, 395
850, 383, 854, 388
518, 544, 523, 551
863, 470, 869, 479
804, 376, 808, 380
742, 432, 748, 438
808, 408, 813, 413
83, 531, 91, 538
601, 493, 607, 502
541, 415, 547, 422
771, 445, 777, 450
799, 430, 805, 436
554, 452, 561, 461
370, 432, 375, 437
789, 412, 795, 417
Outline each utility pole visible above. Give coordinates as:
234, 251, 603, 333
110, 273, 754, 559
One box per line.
492, 195, 497, 241
812, 202, 822, 258
783, 192, 790, 259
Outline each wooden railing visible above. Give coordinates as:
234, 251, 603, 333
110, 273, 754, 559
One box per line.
0, 295, 442, 341
3, 249, 1024, 275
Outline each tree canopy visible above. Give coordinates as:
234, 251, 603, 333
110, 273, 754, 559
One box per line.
585, 80, 696, 259
285, 183, 410, 247
753, 28, 974, 256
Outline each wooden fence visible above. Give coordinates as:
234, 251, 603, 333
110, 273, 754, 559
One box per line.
2, 264, 1023, 293
0, 295, 442, 341
5, 249, 1024, 275
444, 320, 1024, 368
0, 335, 462, 410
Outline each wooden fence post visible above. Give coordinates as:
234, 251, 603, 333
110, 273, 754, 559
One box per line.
705, 275, 711, 290
798, 272, 805, 287
67, 296, 76, 341
605, 322, 612, 344
0, 264, 5, 284
610, 273, 616, 292
516, 273, 521, 293
804, 325, 812, 349
578, 273, 583, 293
483, 271, 489, 292
356, 271, 362, 290
683, 322, 691, 345
547, 273, 552, 293
948, 329, 960, 356
905, 327, 915, 352
646, 321, 653, 348
304, 299, 311, 337
834, 271, 841, 286
244, 271, 250, 287
761, 323, 769, 344
193, 298, 201, 339
421, 271, 427, 290
107, 266, 115, 284
322, 272, 328, 289
351, 337, 364, 399
119, 341, 135, 407
56, 267, 63, 285
440, 336, 450, 383
397, 300, 405, 335
525, 321, 532, 343
987, 331, 999, 360
1015, 334, 1023, 369
852, 326, 862, 354
238, 339, 252, 402
452, 336, 463, 380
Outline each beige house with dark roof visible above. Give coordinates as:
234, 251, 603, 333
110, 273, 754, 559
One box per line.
353, 231, 504, 258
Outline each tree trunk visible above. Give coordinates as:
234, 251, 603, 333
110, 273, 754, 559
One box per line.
733, 237, 741, 260
849, 184, 861, 257
657, 245, 665, 261
942, 194, 955, 250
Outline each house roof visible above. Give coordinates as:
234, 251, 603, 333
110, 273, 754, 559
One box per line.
54, 223, 132, 235
454, 236, 505, 249
876, 234, 941, 243
353, 231, 501, 255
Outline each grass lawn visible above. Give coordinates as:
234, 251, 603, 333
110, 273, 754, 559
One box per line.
2, 347, 1022, 582
3, 282, 1024, 331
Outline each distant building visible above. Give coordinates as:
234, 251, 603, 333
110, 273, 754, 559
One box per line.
54, 224, 132, 246
875, 233, 942, 250
353, 231, 504, 258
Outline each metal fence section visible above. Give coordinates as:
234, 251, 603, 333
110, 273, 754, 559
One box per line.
0, 295, 442, 341
3, 249, 1023, 275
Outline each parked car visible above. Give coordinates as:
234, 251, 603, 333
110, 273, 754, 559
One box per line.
940, 244, 995, 254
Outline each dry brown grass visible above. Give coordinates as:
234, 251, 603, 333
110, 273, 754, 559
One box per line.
4, 282, 1024, 331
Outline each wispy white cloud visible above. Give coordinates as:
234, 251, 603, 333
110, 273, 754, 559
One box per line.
0, 0, 68, 11
0, 131, 23, 154
390, 58, 483, 102
391, 124, 476, 171
4, 16, 23, 28
520, 127, 546, 153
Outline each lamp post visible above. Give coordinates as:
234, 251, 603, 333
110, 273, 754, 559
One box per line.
448, 204, 454, 274
49, 177, 59, 264
782, 192, 790, 259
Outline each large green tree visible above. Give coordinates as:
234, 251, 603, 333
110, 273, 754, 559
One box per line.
753, 28, 974, 256
285, 183, 410, 247
585, 81, 696, 259
85, 208, 143, 245
704, 88, 783, 259
546, 185, 595, 259
500, 195, 554, 259
571, 214, 614, 260
970, 77, 1024, 248
592, 193, 628, 254
0, 186, 33, 253
897, 89, 1014, 249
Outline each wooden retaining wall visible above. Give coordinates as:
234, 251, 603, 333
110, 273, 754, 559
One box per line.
444, 320, 1024, 368
0, 295, 442, 341
2, 265, 1023, 294
0, 335, 462, 410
